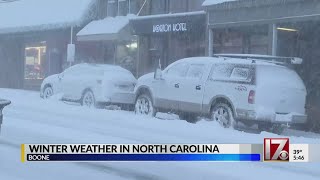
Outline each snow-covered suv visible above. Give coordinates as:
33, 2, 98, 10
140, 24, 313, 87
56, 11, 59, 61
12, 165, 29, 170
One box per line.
134, 55, 307, 133
40, 63, 136, 108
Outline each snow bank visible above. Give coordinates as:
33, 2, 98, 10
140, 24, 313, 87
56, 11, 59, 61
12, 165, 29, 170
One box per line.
0, 0, 95, 34
202, 0, 238, 6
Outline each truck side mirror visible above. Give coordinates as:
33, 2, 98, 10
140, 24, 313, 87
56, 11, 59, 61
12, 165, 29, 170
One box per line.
154, 58, 163, 80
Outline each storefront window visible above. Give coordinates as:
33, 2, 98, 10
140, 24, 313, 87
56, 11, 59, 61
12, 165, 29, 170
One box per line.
170, 0, 188, 13
130, 0, 144, 15
118, 0, 128, 16
24, 42, 46, 80
150, 0, 168, 15
116, 39, 138, 74
107, 0, 118, 17
213, 27, 268, 55
213, 30, 244, 54
188, 0, 204, 12
250, 34, 268, 55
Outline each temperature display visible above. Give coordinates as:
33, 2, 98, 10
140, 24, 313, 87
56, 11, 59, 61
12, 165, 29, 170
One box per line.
290, 144, 309, 162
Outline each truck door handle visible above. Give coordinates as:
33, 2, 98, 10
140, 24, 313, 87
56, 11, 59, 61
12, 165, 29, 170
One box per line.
196, 85, 201, 90
174, 83, 180, 88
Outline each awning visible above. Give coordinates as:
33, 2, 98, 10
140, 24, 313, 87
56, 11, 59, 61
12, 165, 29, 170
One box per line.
130, 11, 206, 35
77, 15, 135, 42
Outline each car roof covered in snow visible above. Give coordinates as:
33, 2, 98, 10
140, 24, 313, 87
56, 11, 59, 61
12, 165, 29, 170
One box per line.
72, 63, 129, 71
176, 56, 280, 67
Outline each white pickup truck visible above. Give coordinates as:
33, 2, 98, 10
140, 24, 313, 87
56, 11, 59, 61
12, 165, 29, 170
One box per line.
134, 55, 307, 134
0, 99, 11, 134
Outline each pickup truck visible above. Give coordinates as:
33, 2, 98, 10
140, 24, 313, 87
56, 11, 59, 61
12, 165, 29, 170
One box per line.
134, 56, 307, 134
0, 99, 11, 134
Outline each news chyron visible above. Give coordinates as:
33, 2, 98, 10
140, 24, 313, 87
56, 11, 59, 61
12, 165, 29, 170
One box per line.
21, 138, 314, 162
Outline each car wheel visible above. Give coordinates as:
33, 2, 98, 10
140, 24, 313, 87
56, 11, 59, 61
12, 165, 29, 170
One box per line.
81, 90, 96, 108
211, 103, 235, 128
43, 86, 53, 99
135, 94, 156, 117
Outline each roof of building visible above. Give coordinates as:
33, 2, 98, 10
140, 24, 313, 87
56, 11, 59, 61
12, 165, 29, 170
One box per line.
202, 0, 304, 9
130, 11, 206, 21
0, 0, 95, 34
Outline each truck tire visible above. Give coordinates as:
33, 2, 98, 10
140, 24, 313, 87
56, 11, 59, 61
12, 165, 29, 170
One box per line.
211, 103, 235, 128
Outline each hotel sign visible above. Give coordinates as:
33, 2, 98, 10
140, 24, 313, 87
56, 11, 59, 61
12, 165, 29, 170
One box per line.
153, 23, 187, 33
130, 13, 205, 35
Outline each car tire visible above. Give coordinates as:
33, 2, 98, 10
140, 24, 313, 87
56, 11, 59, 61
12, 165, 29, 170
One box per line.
135, 94, 156, 117
43, 86, 54, 99
81, 90, 96, 108
211, 103, 235, 128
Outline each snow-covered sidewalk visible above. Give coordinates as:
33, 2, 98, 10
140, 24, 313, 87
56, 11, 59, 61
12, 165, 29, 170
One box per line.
0, 88, 319, 180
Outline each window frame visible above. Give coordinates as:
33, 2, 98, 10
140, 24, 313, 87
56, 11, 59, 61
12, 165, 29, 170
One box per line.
118, 0, 129, 16
186, 64, 205, 80
230, 67, 251, 82
107, 0, 118, 17
165, 62, 190, 78
209, 63, 255, 84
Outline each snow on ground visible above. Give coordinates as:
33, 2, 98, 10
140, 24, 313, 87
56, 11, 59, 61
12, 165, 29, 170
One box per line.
0, 88, 319, 180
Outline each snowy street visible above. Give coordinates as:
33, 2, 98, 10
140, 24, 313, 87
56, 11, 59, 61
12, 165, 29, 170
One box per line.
0, 88, 319, 180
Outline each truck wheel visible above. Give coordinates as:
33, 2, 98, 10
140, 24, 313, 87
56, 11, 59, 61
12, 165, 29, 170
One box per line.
135, 94, 156, 117
211, 103, 235, 128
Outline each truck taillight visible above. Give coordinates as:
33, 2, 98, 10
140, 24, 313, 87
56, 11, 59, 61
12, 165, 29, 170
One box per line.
248, 90, 255, 104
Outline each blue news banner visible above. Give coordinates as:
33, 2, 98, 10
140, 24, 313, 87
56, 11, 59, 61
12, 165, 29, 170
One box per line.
22, 144, 263, 162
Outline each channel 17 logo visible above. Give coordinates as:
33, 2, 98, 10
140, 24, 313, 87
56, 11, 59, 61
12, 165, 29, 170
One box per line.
264, 138, 289, 161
